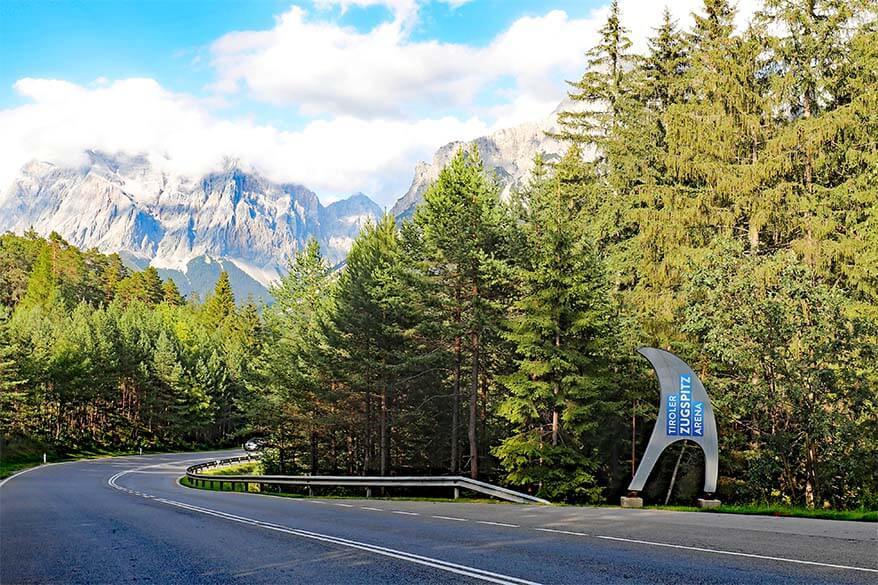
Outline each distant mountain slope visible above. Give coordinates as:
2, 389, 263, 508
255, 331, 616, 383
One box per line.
0, 151, 382, 301
391, 100, 590, 218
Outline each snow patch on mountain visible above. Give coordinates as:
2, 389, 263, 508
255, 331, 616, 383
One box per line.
0, 151, 382, 300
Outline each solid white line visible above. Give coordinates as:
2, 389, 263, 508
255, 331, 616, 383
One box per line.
392, 510, 419, 516
594, 535, 878, 574
432, 515, 468, 522
108, 459, 542, 585
535, 527, 589, 536
111, 454, 878, 577
0, 462, 64, 488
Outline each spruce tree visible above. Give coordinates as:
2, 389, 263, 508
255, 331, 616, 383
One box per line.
162, 278, 184, 306
414, 147, 512, 479
203, 271, 236, 328
496, 150, 616, 500
557, 0, 635, 145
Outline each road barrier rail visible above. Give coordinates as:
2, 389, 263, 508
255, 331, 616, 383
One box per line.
185, 455, 550, 504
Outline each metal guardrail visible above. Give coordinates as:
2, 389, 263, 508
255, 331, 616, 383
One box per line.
185, 455, 550, 505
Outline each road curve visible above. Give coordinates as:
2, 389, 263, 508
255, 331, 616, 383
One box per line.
1, 451, 875, 584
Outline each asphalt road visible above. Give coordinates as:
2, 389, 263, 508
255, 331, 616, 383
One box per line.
1, 451, 875, 584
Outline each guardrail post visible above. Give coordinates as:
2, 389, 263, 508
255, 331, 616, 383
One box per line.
454, 487, 460, 500
366, 487, 371, 498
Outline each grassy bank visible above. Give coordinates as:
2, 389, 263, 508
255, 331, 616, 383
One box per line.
0, 448, 142, 480
648, 504, 876, 522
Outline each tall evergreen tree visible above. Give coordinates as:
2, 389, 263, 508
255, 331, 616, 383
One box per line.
203, 271, 236, 328
496, 150, 617, 500
162, 278, 184, 306
557, 0, 635, 145
415, 147, 512, 479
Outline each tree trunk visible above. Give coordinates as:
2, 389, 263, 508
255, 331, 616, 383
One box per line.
364, 388, 372, 474
665, 441, 687, 505
469, 329, 479, 480
451, 333, 461, 473
380, 385, 389, 476
552, 328, 560, 446
310, 430, 318, 475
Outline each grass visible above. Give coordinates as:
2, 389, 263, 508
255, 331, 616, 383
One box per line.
0, 448, 142, 480
0, 445, 237, 480
199, 461, 261, 476
646, 503, 876, 522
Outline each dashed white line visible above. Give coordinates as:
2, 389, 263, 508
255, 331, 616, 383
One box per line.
535, 527, 589, 537
108, 462, 542, 585
432, 515, 468, 522
107, 455, 878, 577
594, 535, 878, 574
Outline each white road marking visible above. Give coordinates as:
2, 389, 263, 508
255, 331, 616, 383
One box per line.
535, 528, 589, 536
392, 510, 419, 516
333, 502, 354, 508
108, 458, 542, 585
361, 506, 383, 511
107, 454, 878, 577
594, 535, 878, 574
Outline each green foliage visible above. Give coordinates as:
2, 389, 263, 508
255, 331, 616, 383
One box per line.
202, 271, 236, 328
0, 233, 253, 455
495, 150, 619, 501
1, 0, 876, 511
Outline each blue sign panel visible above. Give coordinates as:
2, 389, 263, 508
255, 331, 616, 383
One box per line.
666, 373, 703, 437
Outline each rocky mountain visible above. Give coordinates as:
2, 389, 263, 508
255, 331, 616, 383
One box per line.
391, 100, 590, 218
0, 151, 382, 302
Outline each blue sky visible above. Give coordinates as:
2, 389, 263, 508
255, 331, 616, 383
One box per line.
0, 0, 757, 205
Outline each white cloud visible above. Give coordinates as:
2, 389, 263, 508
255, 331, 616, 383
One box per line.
209, 4, 603, 119
1, 1, 763, 207
0, 78, 488, 205
210, 1, 760, 120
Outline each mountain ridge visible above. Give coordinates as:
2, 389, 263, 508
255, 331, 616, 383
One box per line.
0, 151, 382, 301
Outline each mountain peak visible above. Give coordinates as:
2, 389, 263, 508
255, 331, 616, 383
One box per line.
0, 152, 383, 300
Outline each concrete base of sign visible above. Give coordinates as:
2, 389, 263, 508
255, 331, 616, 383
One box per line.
620, 496, 643, 508
697, 498, 721, 509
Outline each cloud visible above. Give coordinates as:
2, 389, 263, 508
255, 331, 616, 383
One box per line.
0, 78, 489, 205
210, 1, 760, 120
1, 1, 763, 207
209, 4, 603, 119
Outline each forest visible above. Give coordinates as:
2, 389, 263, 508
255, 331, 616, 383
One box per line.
1, 0, 876, 510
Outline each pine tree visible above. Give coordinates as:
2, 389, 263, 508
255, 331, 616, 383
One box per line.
203, 271, 236, 328
414, 147, 513, 479
557, 0, 635, 145
141, 267, 164, 306
495, 150, 616, 501
162, 278, 184, 306
258, 239, 332, 470
20, 245, 59, 310
103, 254, 126, 304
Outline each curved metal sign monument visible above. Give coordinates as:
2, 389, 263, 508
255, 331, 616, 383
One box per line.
625, 347, 719, 507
